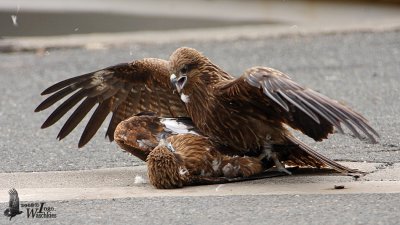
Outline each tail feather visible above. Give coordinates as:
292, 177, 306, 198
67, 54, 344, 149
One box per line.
283, 135, 361, 174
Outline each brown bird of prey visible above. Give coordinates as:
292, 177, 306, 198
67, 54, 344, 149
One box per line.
35, 47, 378, 174
148, 134, 265, 188
114, 114, 266, 188
113, 114, 359, 188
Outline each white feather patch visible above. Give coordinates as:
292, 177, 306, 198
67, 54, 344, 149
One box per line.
179, 167, 189, 176
134, 175, 146, 184
137, 139, 154, 148
160, 119, 199, 135
180, 93, 190, 103
215, 184, 224, 191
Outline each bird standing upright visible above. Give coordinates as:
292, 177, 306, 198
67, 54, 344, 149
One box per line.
169, 47, 379, 173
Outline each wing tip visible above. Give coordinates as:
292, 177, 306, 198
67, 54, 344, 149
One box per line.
34, 106, 42, 113
35, 101, 50, 112
55, 131, 87, 148
41, 83, 65, 95
78, 138, 88, 148
40, 121, 52, 129
105, 132, 114, 142
367, 135, 379, 144
41, 89, 52, 96
56, 132, 65, 141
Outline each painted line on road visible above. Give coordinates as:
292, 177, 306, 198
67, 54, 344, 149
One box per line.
1, 162, 399, 202
0, 181, 399, 203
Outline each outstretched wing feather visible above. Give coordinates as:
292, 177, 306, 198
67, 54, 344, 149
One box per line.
36, 59, 187, 147
221, 67, 379, 142
79, 99, 113, 147
57, 97, 97, 140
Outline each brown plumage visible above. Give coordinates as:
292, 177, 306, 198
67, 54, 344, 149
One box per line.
35, 59, 187, 147
114, 114, 359, 188
114, 114, 264, 188
113, 113, 165, 161
147, 134, 264, 189
169, 48, 378, 149
168, 47, 378, 172
36, 47, 378, 176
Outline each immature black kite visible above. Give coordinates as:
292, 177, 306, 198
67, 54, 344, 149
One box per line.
35, 47, 378, 174
114, 114, 359, 188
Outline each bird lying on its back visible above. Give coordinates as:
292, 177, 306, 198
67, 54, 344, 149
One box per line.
35, 47, 378, 177
114, 114, 264, 188
148, 134, 265, 189
113, 114, 359, 189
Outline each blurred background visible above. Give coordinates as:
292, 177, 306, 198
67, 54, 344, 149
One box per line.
1, 0, 400, 37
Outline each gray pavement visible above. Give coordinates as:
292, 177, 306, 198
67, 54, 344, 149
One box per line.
2, 194, 400, 225
1, 29, 399, 172
0, 28, 399, 223
2, 0, 400, 52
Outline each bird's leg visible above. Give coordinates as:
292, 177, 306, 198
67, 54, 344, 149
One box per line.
260, 142, 292, 175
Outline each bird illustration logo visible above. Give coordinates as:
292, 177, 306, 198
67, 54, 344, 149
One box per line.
4, 188, 23, 220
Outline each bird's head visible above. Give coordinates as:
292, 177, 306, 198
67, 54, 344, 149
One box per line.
169, 47, 209, 94
146, 138, 189, 189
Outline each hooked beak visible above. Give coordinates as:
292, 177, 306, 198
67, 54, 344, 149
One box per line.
170, 74, 187, 93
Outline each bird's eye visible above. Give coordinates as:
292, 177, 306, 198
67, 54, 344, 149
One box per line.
180, 65, 189, 75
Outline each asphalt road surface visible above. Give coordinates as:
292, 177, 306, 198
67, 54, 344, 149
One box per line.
3, 194, 400, 225
1, 29, 399, 172
0, 29, 399, 224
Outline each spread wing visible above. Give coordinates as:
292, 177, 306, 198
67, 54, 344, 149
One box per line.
35, 58, 188, 147
218, 67, 379, 143
8, 188, 20, 210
